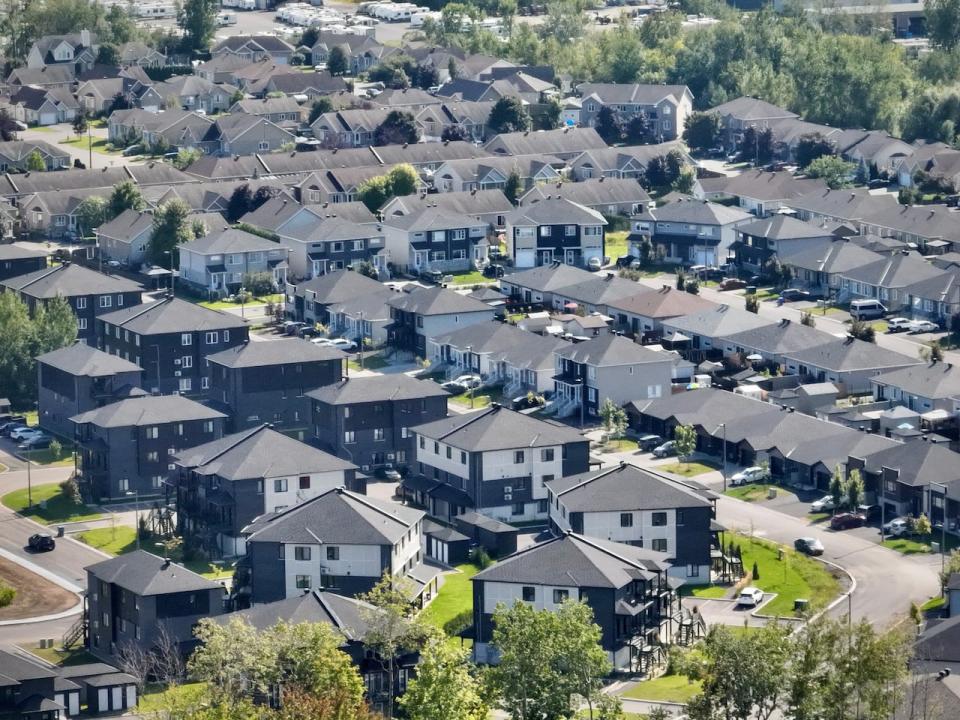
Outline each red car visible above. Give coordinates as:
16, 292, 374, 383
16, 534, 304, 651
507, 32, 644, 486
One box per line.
830, 512, 866, 530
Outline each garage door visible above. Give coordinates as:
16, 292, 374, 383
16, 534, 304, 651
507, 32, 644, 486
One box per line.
98, 688, 108, 712
39, 111, 57, 126
112, 686, 122, 710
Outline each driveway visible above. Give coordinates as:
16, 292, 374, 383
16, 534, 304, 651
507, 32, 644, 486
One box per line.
20, 123, 137, 171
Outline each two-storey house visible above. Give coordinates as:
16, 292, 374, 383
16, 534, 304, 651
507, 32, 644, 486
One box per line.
98, 297, 249, 396
504, 198, 607, 269
386, 286, 495, 357
382, 207, 489, 275
177, 228, 289, 298
95, 210, 156, 269
174, 424, 359, 557
285, 269, 387, 327
26, 30, 98, 71
577, 83, 693, 142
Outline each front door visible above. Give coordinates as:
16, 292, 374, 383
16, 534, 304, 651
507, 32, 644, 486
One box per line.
564, 249, 576, 265
539, 249, 552, 265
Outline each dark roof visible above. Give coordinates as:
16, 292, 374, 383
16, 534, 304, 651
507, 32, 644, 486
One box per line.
605, 285, 715, 319
0, 649, 57, 682
179, 227, 280, 255
500, 263, 594, 293
411, 404, 584, 451
548, 463, 712, 512
290, 269, 385, 304
1, 263, 142, 298
555, 333, 671, 366
859, 441, 960, 488
96, 209, 154, 243
724, 319, 837, 355
36, 342, 141, 377
872, 362, 960, 400
431, 321, 568, 373
783, 337, 921, 373
454, 511, 515, 533
86, 550, 222, 596
386, 286, 492, 316
662, 304, 775, 339
505, 197, 606, 227
737, 214, 835, 241
71, 395, 226, 428
219, 590, 374, 639
99, 297, 247, 335
307, 375, 448, 405
205, 339, 344, 368
0, 244, 46, 260
916, 614, 960, 663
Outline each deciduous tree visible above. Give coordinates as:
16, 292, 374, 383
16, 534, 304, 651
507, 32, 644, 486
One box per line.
398, 639, 488, 720
149, 198, 194, 265
110, 180, 145, 218
673, 423, 697, 460
75, 196, 109, 237
26, 150, 45, 172
179, 0, 218, 52
488, 97, 532, 135
374, 110, 420, 146
684, 111, 721, 151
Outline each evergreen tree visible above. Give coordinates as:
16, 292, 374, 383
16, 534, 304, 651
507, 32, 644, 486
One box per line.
179, 0, 218, 52
110, 180, 145, 218
327, 45, 349, 76
487, 97, 532, 134
226, 183, 253, 223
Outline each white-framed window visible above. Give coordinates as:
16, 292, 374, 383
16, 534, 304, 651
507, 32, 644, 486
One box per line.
205, 331, 218, 344
201, 376, 209, 390
145, 426, 159, 439
565, 225, 576, 237
540, 226, 551, 237
118, 294, 124, 306
78, 318, 87, 330
76, 297, 87, 309
452, 229, 466, 240
373, 428, 384, 441
274, 478, 288, 492
179, 377, 192, 392
181, 356, 193, 369
258, 141, 270, 151
99, 295, 112, 308
203, 420, 214, 432
181, 333, 192, 346
352, 240, 363, 251
344, 431, 355, 443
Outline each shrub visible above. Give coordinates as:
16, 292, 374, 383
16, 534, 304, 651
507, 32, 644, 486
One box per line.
48, 439, 62, 460
471, 546, 494, 569
752, 560, 760, 580
60, 476, 82, 505
443, 609, 472, 636
242, 271, 276, 297
0, 583, 14, 607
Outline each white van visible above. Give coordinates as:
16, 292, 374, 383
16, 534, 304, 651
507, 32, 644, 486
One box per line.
849, 299, 886, 320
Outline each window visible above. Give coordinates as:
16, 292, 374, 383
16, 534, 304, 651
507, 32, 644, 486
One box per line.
652, 538, 667, 552
565, 225, 576, 237
419, 436, 425, 449
145, 426, 159, 439
553, 589, 569, 604
258, 141, 270, 151
205, 331, 218, 344
352, 240, 363, 251
223, 330, 230, 342
76, 297, 87, 309
203, 420, 214, 433
99, 295, 112, 308
522, 586, 535, 602
512, 502, 524, 515
327, 546, 339, 561
514, 450, 525, 464
344, 431, 355, 444
620, 512, 633, 527
295, 575, 311, 589
299, 476, 310, 490
540, 226, 551, 237
687, 564, 700, 578
652, 512, 667, 526
78, 318, 87, 330
446, 446, 451, 459
201, 376, 210, 390
181, 356, 193, 369
181, 333, 192, 346
118, 478, 129, 493
461, 451, 467, 464
295, 546, 311, 561
146, 451, 158, 462
373, 428, 385, 441
274, 478, 287, 492
676, 510, 685, 525
541, 448, 554, 462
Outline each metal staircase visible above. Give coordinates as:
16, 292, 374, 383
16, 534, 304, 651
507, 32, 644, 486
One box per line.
62, 614, 87, 650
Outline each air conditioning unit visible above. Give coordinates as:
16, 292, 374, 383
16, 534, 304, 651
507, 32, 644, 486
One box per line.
387, 453, 395, 460
504, 493, 512, 501
174, 359, 181, 365
174, 371, 181, 377
503, 486, 512, 493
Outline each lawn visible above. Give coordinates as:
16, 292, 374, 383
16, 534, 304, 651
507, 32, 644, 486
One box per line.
602, 437, 639, 452
622, 673, 702, 703
197, 293, 282, 310
20, 644, 96, 666
78, 526, 234, 580
448, 270, 489, 285
724, 483, 796, 504
347, 354, 389, 371
882, 537, 931, 555
421, 562, 480, 633
59, 136, 122, 155
606, 230, 629, 260
2, 483, 103, 524
658, 461, 716, 477
138, 682, 207, 716
679, 584, 729, 599
21, 443, 75, 467
449, 390, 494, 409
921, 596, 946, 612
730, 534, 839, 616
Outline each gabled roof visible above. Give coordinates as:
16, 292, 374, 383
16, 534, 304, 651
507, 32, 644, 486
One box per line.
858, 440, 960, 488
555, 333, 671, 366
431, 321, 569, 373
205, 338, 343, 368
0, 244, 47, 261
244, 487, 423, 545
708, 170, 826, 202
708, 96, 798, 121
518, 178, 650, 208
412, 404, 584, 451
505, 197, 606, 226
382, 206, 481, 233
307, 375, 448, 405
662, 304, 776, 339
499, 263, 594, 293
71, 395, 226, 428
179, 227, 282, 255
550, 273, 639, 307
96, 209, 154, 243
777, 238, 883, 275
724, 319, 836, 355
220, 589, 374, 639
0, 263, 142, 298
737, 214, 836, 241
605, 285, 715, 319
915, 614, 960, 663
37, 342, 141, 377
386, 286, 492, 316
86, 550, 222, 596
99, 297, 247, 335
473, 532, 670, 588
0, 649, 57, 682
577, 83, 689, 105
174, 424, 355, 480
484, 127, 607, 156
783, 337, 921, 373
289, 269, 385, 303
841, 252, 946, 289
381, 189, 512, 218
549, 462, 711, 512
871, 362, 960, 399
639, 197, 752, 226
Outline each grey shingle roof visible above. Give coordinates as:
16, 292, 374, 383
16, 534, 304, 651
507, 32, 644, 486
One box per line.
860, 440, 960, 488
174, 424, 355, 480
432, 321, 569, 373
179, 228, 281, 256
86, 550, 222, 596
708, 96, 799, 121
0, 244, 46, 261
96, 209, 154, 243
1, 264, 142, 298
518, 177, 650, 208
244, 487, 423, 545
505, 197, 606, 227
219, 589, 373, 639
712, 170, 826, 202
724, 319, 836, 355
381, 189, 512, 218
640, 197, 752, 226
205, 339, 344, 368
412, 404, 584, 451
737, 214, 836, 241
500, 263, 594, 293
605, 285, 715, 319
36, 343, 141, 376
71, 395, 226, 428
307, 375, 448, 405
555, 333, 670, 366
783, 337, 921, 373
386, 286, 492, 316
548, 463, 711, 512
577, 83, 689, 105
550, 273, 640, 307
662, 304, 776, 339
99, 297, 248, 335
290, 270, 385, 304
872, 362, 960, 400
484, 127, 607, 157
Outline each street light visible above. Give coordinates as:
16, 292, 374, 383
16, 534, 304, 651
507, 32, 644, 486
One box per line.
125, 487, 140, 551
239, 286, 247, 319
715, 423, 727, 492
465, 345, 474, 409
931, 481, 949, 595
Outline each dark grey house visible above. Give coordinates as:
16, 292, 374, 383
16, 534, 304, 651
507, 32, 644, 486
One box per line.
381, 207, 489, 275
0, 244, 47, 280
98, 296, 249, 396
203, 339, 345, 438
547, 462, 714, 585
503, 197, 607, 269
472, 532, 678, 672
174, 424, 359, 558
308, 375, 448, 474
1, 263, 143, 341
86, 551, 225, 667
241, 487, 432, 605
72, 394, 227, 500
284, 269, 385, 327
386, 286, 495, 357
36, 342, 143, 439
404, 404, 589, 523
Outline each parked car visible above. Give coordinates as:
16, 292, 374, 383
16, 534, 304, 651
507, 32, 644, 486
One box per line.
652, 440, 676, 458
284, 321, 307, 336
375, 467, 402, 481
616, 255, 641, 269
452, 374, 481, 389
19, 434, 51, 449
736, 586, 765, 607
830, 512, 866, 530
810, 495, 835, 513
886, 317, 911, 333
587, 257, 603, 271
637, 434, 664, 452
794, 537, 824, 556
10, 426, 40, 440
856, 504, 881, 522
882, 517, 910, 537
483, 264, 505, 279
730, 466, 768, 486
440, 381, 467, 394
719, 278, 747, 291
780, 289, 811, 302
0, 421, 25, 436
908, 320, 939, 334
420, 269, 444, 284
28, 533, 55, 552
511, 394, 543, 411
326, 338, 357, 351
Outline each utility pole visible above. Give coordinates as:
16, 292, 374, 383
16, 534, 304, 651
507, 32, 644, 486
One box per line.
358, 310, 365, 370
87, 121, 93, 170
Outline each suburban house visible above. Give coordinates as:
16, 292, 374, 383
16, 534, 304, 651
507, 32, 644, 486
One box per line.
174, 424, 359, 557
95, 210, 156, 269
153, 75, 238, 115
284, 269, 387, 327
37, 343, 143, 439
386, 286, 496, 357
836, 251, 951, 315
781, 337, 923, 395
119, 41, 167, 67
483, 127, 607, 161
605, 285, 715, 338
708, 96, 799, 151
405, 404, 589, 523
871, 362, 960, 414
310, 33, 397, 75
547, 462, 714, 584
177, 227, 290, 298
732, 214, 838, 271
325, 285, 396, 349
498, 262, 597, 307
660, 304, 776, 361
568, 141, 687, 182
552, 332, 677, 418
72, 394, 227, 500
544, 272, 638, 315
213, 114, 296, 156
700, 170, 827, 217
212, 35, 296, 64
0, 139, 70, 172
774, 237, 883, 298
415, 101, 495, 142
86, 551, 225, 666
382, 207, 489, 275
230, 96, 305, 125
308, 374, 449, 474
310, 108, 397, 148
1, 263, 143, 341
108, 109, 218, 155
241, 488, 432, 605
380, 189, 513, 231
97, 297, 249, 396
577, 83, 693, 141
721, 318, 836, 365
27, 31, 99, 71
203, 338, 345, 437
517, 178, 651, 217
504, 198, 607, 269
471, 532, 678, 672
0, 244, 47, 280
432, 155, 562, 194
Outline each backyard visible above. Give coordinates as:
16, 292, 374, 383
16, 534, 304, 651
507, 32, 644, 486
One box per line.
606, 230, 629, 260
421, 562, 480, 634
658, 461, 717, 477
1, 482, 102, 524
622, 673, 702, 703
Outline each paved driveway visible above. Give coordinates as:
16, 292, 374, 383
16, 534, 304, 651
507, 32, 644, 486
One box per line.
20, 124, 137, 171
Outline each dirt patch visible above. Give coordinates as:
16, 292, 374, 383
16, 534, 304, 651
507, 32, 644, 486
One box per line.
0, 556, 78, 620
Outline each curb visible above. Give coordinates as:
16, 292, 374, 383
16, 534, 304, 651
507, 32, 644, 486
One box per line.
0, 547, 84, 626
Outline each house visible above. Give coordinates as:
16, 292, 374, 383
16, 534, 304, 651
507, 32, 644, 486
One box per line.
177, 227, 289, 297
546, 273, 640, 315
308, 374, 449, 474
27, 30, 99, 71
380, 189, 513, 230
776, 238, 885, 298
472, 532, 678, 671
721, 317, 836, 365
249, 71, 349, 100
174, 424, 359, 557
386, 286, 496, 357
311, 32, 398, 74
227, 59, 300, 91
629, 198, 754, 267
325, 286, 395, 349
427, 321, 570, 395
605, 285, 716, 338
107, 108, 218, 154
86, 551, 225, 665
37, 343, 143, 439
229, 96, 304, 126
483, 127, 607, 161
212, 35, 296, 64
708, 96, 799, 151
518, 178, 650, 217
415, 101, 495, 142
203, 338, 345, 437
214, 113, 296, 156
0, 244, 47, 280
72, 394, 227, 500
782, 337, 923, 395
406, 404, 589, 522
118, 41, 167, 68
382, 207, 489, 275
577, 83, 693, 142
0, 140, 70, 172
699, 170, 826, 217
97, 296, 249, 396
660, 304, 776, 361
547, 462, 714, 584
432, 154, 562, 194
1, 263, 143, 342
498, 262, 596, 307
8, 84, 79, 126
241, 488, 432, 604
284, 269, 387, 327
75, 77, 143, 116
95, 209, 155, 269
553, 332, 677, 418
732, 214, 838, 271
153, 76, 238, 114
872, 362, 960, 414
569, 142, 688, 182
504, 197, 607, 269
837, 252, 952, 315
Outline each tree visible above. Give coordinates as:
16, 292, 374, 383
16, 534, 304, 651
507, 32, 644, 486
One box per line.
226, 183, 253, 223
110, 180, 144, 218
251, 185, 279, 212
34, 295, 78, 360
673, 424, 697, 460
488, 97, 532, 135
940, 550, 960, 590
97, 43, 119, 66
179, 0, 218, 53
914, 513, 933, 537
625, 112, 650, 144
0, 110, 18, 142
849, 319, 876, 343
106, 5, 136, 45
374, 110, 420, 146
846, 468, 864, 510
646, 151, 685, 189
398, 639, 487, 720
327, 45, 349, 76
0, 292, 37, 406
795, 133, 836, 170
930, 341, 945, 362
75, 196, 109, 237
830, 465, 845, 512
150, 198, 194, 265
72, 112, 88, 137
536, 99, 562, 131
804, 156, 855, 189
308, 97, 334, 124
441, 125, 468, 142
387, 163, 419, 196
738, 126, 774, 165
674, 166, 697, 194
358, 175, 392, 212
504, 170, 522, 204
173, 147, 202, 170
595, 106, 623, 145
927, 0, 960, 50
26, 150, 45, 172
684, 111, 721, 151
599, 397, 627, 442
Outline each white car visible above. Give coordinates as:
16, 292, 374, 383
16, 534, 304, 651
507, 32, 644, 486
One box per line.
453, 374, 481, 389
909, 320, 939, 334
10, 426, 41, 441
883, 518, 909, 537
737, 586, 765, 607
886, 317, 911, 333
730, 466, 767, 486
327, 338, 357, 351
810, 496, 835, 513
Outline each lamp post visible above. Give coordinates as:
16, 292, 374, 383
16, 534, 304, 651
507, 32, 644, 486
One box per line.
357, 310, 364, 370
715, 422, 727, 492
465, 345, 474, 409
932, 481, 948, 595
239, 286, 247, 319
125, 487, 140, 551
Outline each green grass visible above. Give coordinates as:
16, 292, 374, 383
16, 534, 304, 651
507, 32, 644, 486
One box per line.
21, 443, 75, 466
59, 135, 122, 155
679, 584, 729, 599
421, 562, 480, 632
2, 483, 103, 524
507, 312, 524, 324
78, 526, 233, 580
138, 682, 207, 715
197, 293, 282, 310
622, 673, 702, 703
731, 534, 839, 616
602, 437, 639, 452
921, 596, 946, 612
348, 354, 389, 371
20, 645, 97, 666
658, 461, 716, 477
724, 483, 796, 503
450, 391, 493, 408
449, 270, 488, 285
606, 230, 629, 260
882, 537, 932, 554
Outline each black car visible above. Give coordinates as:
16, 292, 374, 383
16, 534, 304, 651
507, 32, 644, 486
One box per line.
420, 269, 444, 284
616, 255, 640, 269
794, 537, 824, 556
780, 289, 811, 302
483, 264, 505, 279
637, 434, 664, 452
28, 533, 55, 552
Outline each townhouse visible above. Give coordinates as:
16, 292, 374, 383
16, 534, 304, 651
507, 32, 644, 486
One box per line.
0, 140, 70, 172
498, 262, 597, 307
94, 209, 158, 270
504, 197, 607, 269
547, 462, 714, 584
97, 296, 249, 395
605, 285, 716, 338
108, 109, 218, 154
382, 206, 489, 275
250, 71, 349, 100
285, 268, 387, 327
871, 361, 960, 414
7, 84, 79, 126
27, 30, 98, 70
660, 304, 776, 361
577, 83, 693, 141
212, 35, 296, 64
308, 374, 448, 474
415, 101, 495, 142
311, 108, 397, 148
406, 404, 589, 523
0, 244, 47, 280
177, 227, 289, 297
386, 286, 496, 357
325, 285, 395, 348
838, 251, 951, 314
1, 263, 143, 341
432, 155, 562, 193
72, 394, 227, 500
483, 127, 607, 161
229, 96, 305, 126
545, 272, 639, 314
518, 178, 651, 218
782, 337, 923, 395
700, 170, 827, 217
774, 237, 883, 298
568, 141, 687, 182
732, 214, 838, 272
380, 189, 513, 231
721, 317, 836, 365
174, 424, 359, 557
